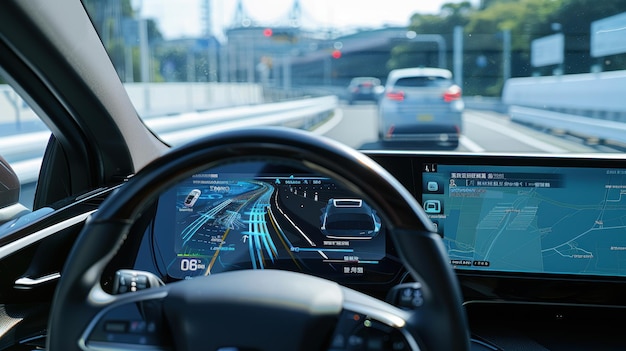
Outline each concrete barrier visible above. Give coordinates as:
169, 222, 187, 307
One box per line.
124, 82, 264, 117
0, 82, 265, 125
463, 96, 507, 114
503, 70, 626, 114
503, 70, 626, 143
3, 96, 338, 184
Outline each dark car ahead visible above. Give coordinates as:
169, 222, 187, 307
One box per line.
378, 67, 464, 149
346, 77, 382, 104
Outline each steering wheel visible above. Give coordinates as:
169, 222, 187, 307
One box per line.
47, 127, 470, 351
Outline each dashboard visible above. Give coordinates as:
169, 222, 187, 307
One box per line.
106, 151, 626, 349
130, 152, 626, 308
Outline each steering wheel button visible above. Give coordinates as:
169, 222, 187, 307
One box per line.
386, 283, 424, 309
348, 335, 364, 348
103, 321, 127, 333
129, 321, 147, 333
365, 335, 384, 350
398, 288, 420, 307
392, 340, 409, 350
331, 334, 345, 348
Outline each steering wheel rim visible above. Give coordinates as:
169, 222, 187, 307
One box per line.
47, 127, 470, 350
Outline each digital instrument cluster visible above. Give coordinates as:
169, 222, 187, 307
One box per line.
151, 161, 403, 285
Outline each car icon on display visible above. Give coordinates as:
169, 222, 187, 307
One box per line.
320, 198, 382, 239
423, 200, 442, 214
183, 189, 201, 208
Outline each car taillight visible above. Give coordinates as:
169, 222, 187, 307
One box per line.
386, 90, 405, 101
386, 125, 395, 138
443, 85, 462, 102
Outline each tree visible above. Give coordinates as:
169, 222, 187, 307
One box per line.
462, 0, 562, 95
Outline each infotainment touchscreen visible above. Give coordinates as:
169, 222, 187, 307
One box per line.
421, 164, 626, 277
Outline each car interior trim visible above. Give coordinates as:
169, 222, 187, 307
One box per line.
14, 272, 61, 288
0, 210, 94, 260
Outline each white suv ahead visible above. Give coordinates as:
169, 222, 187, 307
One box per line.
378, 67, 464, 149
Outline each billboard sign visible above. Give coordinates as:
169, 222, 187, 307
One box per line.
531, 33, 564, 67
591, 12, 626, 58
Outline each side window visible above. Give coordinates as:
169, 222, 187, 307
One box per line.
0, 83, 50, 213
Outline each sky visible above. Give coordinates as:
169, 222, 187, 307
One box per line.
137, 0, 479, 39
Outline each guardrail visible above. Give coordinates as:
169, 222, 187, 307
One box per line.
503, 70, 626, 144
463, 96, 507, 114
507, 106, 626, 145
125, 82, 264, 117
0, 82, 312, 126
2, 96, 338, 185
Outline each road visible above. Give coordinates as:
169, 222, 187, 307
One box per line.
322, 102, 619, 154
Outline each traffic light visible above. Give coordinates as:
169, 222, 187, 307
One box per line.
331, 49, 342, 59
263, 28, 273, 37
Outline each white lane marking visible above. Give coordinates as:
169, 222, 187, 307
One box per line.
459, 136, 485, 152
467, 111, 567, 153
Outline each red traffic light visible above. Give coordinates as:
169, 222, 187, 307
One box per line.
263, 28, 273, 37
331, 49, 342, 59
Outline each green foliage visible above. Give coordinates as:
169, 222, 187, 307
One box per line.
466, 0, 561, 48
462, 0, 562, 95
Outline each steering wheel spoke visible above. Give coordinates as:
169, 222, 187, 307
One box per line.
83, 270, 422, 351
81, 286, 170, 350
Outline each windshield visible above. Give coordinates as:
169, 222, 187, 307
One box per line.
83, 0, 626, 154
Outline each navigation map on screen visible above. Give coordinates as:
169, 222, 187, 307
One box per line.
422, 164, 626, 277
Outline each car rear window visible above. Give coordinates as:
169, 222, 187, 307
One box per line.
351, 78, 380, 86
327, 213, 375, 230
393, 76, 451, 88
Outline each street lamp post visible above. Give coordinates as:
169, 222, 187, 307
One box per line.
502, 29, 511, 82
453, 26, 463, 88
